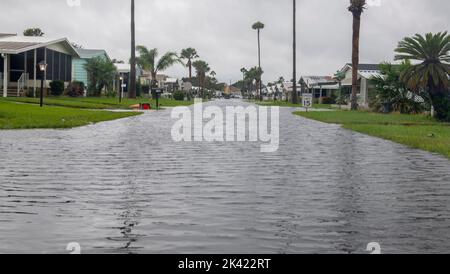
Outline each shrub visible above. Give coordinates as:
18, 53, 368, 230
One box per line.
105, 90, 117, 98
136, 82, 142, 97
321, 97, 336, 104
142, 85, 150, 94
49, 81, 65, 96
173, 90, 185, 101
66, 81, 85, 97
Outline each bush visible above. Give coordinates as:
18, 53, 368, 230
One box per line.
136, 82, 142, 97
142, 85, 150, 94
49, 81, 65, 96
105, 90, 117, 98
173, 90, 185, 101
66, 81, 85, 97
321, 97, 336, 104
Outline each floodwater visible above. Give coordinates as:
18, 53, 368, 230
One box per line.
1, 100, 449, 254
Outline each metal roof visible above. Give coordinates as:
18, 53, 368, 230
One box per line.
76, 48, 110, 60
0, 33, 16, 38
0, 41, 40, 51
343, 63, 381, 72
0, 35, 79, 57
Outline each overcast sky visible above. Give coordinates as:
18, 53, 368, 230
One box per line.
1, 0, 448, 83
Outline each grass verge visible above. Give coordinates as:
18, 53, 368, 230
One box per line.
0, 97, 195, 110
0, 101, 142, 129
252, 100, 335, 109
294, 110, 450, 159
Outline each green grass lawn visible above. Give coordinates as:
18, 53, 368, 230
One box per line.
294, 110, 450, 159
252, 100, 335, 109
0, 97, 195, 110
0, 101, 142, 129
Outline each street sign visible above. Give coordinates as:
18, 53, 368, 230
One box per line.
121, 84, 127, 88
302, 93, 313, 109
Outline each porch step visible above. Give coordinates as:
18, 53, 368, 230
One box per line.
5, 89, 22, 97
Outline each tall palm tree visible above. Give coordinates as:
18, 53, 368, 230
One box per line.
348, 0, 367, 110
129, 0, 137, 99
193, 60, 211, 98
292, 0, 299, 104
136, 46, 182, 88
252, 21, 265, 101
180, 48, 199, 83
395, 32, 450, 121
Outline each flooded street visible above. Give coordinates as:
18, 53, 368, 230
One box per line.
1, 100, 450, 254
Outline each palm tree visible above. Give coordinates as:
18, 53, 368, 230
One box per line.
136, 46, 182, 88
180, 48, 199, 83
276, 76, 286, 101
395, 32, 450, 121
348, 0, 367, 110
193, 60, 211, 98
129, 0, 137, 99
252, 21, 265, 101
240, 68, 248, 97
292, 0, 299, 104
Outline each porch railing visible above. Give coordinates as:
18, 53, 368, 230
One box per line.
17, 73, 29, 97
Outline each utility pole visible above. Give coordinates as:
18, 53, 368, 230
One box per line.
292, 0, 299, 104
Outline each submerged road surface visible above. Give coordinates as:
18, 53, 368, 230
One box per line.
1, 100, 450, 254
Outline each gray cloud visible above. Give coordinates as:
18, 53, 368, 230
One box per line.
1, 0, 448, 83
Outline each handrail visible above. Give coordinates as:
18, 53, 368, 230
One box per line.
17, 73, 29, 97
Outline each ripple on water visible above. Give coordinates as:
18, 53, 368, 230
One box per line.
1, 100, 450, 254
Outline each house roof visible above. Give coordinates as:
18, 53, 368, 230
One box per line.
301, 76, 337, 87
0, 35, 79, 57
76, 48, 110, 60
0, 33, 16, 38
343, 63, 381, 72
115, 63, 131, 73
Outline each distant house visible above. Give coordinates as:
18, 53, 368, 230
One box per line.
224, 85, 241, 96
339, 63, 382, 107
300, 76, 339, 102
72, 49, 110, 87
114, 63, 141, 94
0, 33, 80, 97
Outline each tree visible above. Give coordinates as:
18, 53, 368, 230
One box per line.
334, 70, 346, 108
371, 62, 424, 114
112, 59, 125, 64
180, 48, 199, 83
71, 43, 83, 49
23, 28, 44, 37
277, 76, 285, 101
129, 0, 137, 98
395, 32, 450, 121
136, 46, 182, 89
348, 0, 367, 110
240, 68, 248, 95
84, 57, 117, 96
245, 67, 264, 99
252, 21, 265, 101
193, 60, 211, 98
292, 0, 299, 104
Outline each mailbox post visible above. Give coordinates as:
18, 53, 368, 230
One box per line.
152, 88, 164, 109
